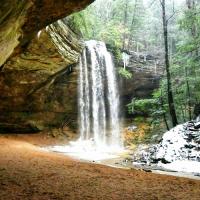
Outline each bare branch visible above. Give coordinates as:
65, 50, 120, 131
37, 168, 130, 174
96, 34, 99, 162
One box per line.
148, 0, 157, 8
166, 12, 176, 23
159, 0, 163, 7
166, 0, 176, 23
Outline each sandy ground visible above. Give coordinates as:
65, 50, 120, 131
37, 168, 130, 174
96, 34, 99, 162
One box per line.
0, 134, 200, 200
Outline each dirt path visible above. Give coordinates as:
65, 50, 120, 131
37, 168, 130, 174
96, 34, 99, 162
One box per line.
0, 135, 200, 200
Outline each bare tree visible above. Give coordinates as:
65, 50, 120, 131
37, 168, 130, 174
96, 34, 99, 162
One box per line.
160, 0, 178, 127
186, 0, 198, 120
123, 0, 129, 50
127, 0, 138, 50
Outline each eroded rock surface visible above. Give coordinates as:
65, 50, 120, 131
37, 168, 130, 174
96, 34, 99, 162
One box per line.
0, 21, 82, 133
0, 0, 94, 67
0, 0, 95, 133
118, 51, 164, 115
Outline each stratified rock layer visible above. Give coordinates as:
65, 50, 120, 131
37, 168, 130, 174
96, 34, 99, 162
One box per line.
118, 51, 164, 116
0, 0, 94, 133
0, 0, 94, 67
0, 22, 82, 133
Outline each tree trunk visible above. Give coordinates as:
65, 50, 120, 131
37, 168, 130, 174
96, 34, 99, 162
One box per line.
184, 66, 192, 120
123, 0, 129, 50
180, 104, 186, 122
161, 0, 178, 127
186, 0, 198, 110
161, 89, 170, 130
127, 0, 137, 50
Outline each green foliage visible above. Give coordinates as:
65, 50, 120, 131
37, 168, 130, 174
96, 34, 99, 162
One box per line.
127, 88, 169, 128
68, 0, 146, 50
99, 23, 124, 48
67, 12, 89, 36
131, 1, 200, 126
161, 2, 200, 123
118, 68, 132, 79
127, 99, 157, 114
107, 44, 122, 61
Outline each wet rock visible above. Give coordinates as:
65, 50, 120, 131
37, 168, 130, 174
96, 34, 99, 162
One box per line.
142, 169, 152, 172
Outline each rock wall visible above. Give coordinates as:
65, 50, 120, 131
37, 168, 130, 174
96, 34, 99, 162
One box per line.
118, 51, 164, 116
0, 0, 95, 133
0, 22, 82, 133
0, 0, 94, 67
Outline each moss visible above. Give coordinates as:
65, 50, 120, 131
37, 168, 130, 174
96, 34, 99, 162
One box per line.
106, 44, 121, 62
124, 116, 167, 146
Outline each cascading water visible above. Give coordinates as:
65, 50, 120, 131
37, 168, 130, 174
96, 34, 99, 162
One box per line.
48, 40, 123, 161
79, 40, 121, 148
122, 52, 130, 69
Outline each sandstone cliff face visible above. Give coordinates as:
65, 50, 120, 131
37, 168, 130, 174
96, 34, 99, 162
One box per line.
0, 21, 82, 133
0, 0, 94, 67
119, 52, 164, 116
0, 0, 94, 133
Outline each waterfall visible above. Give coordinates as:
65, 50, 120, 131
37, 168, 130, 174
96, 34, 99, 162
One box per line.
122, 52, 130, 69
47, 40, 123, 161
79, 40, 122, 148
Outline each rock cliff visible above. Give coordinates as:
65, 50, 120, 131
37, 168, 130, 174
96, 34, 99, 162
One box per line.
0, 1, 94, 133
118, 51, 164, 116
0, 0, 94, 67
0, 21, 82, 132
